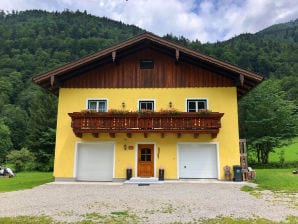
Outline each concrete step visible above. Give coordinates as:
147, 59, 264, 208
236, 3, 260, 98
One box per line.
124, 177, 163, 185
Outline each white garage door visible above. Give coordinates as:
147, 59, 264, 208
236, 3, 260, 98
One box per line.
76, 142, 114, 181
178, 143, 218, 178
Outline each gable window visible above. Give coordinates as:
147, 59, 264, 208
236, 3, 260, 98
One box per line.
139, 100, 154, 111
87, 99, 107, 112
187, 99, 207, 112
140, 59, 154, 69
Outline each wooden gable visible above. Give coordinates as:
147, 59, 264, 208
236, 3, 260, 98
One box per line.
63, 48, 234, 88
33, 32, 263, 96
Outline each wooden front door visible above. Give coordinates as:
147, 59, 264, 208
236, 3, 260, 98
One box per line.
138, 144, 154, 177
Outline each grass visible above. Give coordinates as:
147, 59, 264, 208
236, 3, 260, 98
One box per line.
269, 137, 298, 163
0, 216, 53, 224
80, 211, 139, 223
0, 172, 53, 192
249, 169, 298, 192
0, 215, 297, 224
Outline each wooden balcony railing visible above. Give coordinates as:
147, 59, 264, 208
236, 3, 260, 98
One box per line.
68, 112, 224, 138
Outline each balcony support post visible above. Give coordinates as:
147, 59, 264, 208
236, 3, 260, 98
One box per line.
92, 133, 99, 138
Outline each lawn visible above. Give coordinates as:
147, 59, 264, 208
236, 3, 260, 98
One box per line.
269, 137, 298, 163
0, 172, 53, 192
248, 168, 298, 192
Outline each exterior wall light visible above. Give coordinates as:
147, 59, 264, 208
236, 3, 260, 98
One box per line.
169, 101, 173, 108
123, 144, 127, 150
122, 102, 125, 108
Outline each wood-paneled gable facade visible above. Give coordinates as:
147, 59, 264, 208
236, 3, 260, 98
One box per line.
33, 32, 263, 96
63, 49, 234, 89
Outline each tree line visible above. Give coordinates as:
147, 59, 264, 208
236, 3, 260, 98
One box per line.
0, 10, 297, 170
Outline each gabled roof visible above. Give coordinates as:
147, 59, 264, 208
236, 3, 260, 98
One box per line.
33, 32, 263, 96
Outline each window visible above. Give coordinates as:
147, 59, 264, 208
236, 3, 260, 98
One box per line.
139, 100, 154, 111
140, 59, 154, 69
87, 99, 107, 112
140, 148, 152, 161
187, 99, 207, 112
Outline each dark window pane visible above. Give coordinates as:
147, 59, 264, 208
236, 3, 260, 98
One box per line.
140, 59, 154, 69
140, 103, 146, 110
88, 101, 97, 110
141, 155, 146, 161
98, 101, 106, 112
197, 101, 206, 109
146, 155, 151, 161
188, 101, 196, 112
147, 103, 153, 110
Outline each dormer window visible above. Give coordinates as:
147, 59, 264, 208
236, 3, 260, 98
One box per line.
140, 59, 154, 69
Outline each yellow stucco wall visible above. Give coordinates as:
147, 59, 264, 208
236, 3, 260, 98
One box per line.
54, 87, 240, 180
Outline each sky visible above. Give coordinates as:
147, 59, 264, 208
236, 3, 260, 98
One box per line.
0, 0, 297, 43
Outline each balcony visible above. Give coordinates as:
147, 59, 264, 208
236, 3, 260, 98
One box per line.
68, 111, 224, 138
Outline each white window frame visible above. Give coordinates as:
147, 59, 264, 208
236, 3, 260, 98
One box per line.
86, 98, 108, 112
185, 98, 208, 112
137, 99, 156, 111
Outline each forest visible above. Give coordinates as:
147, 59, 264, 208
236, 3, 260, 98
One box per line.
0, 10, 297, 171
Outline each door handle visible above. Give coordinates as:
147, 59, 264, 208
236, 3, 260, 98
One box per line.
184, 166, 187, 168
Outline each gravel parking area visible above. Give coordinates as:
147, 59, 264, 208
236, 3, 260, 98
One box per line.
0, 181, 297, 223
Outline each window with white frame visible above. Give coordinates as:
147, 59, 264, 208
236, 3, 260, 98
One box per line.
139, 100, 154, 111
187, 99, 207, 112
87, 99, 107, 112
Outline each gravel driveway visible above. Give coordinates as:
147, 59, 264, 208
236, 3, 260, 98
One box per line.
0, 181, 297, 223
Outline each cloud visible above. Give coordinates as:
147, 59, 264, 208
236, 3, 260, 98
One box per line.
0, 0, 297, 43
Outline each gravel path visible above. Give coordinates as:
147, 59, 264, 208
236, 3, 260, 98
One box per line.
0, 181, 297, 223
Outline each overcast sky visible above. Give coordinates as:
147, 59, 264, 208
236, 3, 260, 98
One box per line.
0, 0, 297, 43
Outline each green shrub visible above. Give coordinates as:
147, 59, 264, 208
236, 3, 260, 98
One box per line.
34, 151, 54, 172
250, 161, 298, 169
6, 148, 36, 172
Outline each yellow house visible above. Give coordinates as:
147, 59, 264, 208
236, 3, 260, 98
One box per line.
33, 33, 262, 181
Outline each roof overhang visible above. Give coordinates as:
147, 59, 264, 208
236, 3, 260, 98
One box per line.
32, 32, 263, 96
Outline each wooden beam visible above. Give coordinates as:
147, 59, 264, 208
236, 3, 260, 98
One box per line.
126, 133, 132, 138
75, 132, 82, 138
177, 133, 181, 138
176, 49, 179, 61
211, 133, 217, 138
144, 133, 148, 138
194, 133, 199, 138
161, 133, 165, 138
92, 133, 99, 138
112, 51, 116, 62
239, 74, 244, 86
50, 75, 55, 86
109, 133, 116, 138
